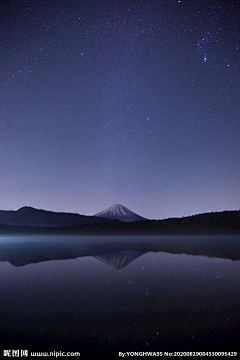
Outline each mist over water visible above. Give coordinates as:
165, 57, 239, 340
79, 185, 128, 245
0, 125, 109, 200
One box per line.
0, 235, 239, 358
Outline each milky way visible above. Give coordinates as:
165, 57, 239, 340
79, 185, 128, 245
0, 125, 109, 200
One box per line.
1, 0, 240, 219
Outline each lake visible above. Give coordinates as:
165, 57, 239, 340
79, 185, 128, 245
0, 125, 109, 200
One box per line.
0, 235, 239, 358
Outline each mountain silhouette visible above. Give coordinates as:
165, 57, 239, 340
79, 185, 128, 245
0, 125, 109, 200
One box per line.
0, 206, 117, 228
0, 207, 239, 235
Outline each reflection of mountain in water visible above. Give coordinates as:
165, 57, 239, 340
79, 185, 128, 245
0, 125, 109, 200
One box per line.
94, 250, 144, 269
0, 235, 240, 267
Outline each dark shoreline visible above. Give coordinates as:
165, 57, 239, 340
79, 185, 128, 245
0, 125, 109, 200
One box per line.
0, 210, 239, 235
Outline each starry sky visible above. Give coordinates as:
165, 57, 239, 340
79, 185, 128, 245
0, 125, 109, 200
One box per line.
1, 0, 240, 220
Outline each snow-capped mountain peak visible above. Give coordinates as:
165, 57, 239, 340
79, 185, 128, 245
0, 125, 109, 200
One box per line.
94, 204, 147, 222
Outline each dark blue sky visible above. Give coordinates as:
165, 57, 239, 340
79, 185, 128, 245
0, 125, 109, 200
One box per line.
1, 0, 240, 219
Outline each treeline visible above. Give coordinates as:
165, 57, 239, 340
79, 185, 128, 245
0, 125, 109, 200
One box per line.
0, 210, 239, 235
65, 209, 240, 235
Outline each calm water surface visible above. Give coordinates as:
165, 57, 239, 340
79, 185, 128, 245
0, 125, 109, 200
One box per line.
0, 235, 239, 358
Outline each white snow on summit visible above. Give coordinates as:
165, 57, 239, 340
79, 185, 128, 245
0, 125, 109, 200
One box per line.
94, 204, 147, 222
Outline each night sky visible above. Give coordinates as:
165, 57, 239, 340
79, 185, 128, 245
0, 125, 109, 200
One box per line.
1, 0, 240, 220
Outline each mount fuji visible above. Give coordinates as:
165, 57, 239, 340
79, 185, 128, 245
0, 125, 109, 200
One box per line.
94, 204, 147, 222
